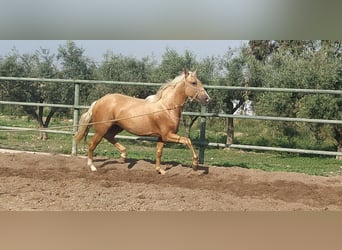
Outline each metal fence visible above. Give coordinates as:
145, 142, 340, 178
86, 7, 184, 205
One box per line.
1, 76, 342, 163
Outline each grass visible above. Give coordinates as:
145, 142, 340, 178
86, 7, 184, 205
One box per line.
205, 149, 342, 176
1, 114, 342, 176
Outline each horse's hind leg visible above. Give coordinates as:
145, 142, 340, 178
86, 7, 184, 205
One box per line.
156, 139, 166, 175
104, 126, 127, 163
88, 133, 103, 171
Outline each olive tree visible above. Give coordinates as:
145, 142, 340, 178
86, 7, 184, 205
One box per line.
251, 40, 342, 159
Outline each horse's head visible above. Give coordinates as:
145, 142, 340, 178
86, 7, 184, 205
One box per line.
183, 68, 211, 105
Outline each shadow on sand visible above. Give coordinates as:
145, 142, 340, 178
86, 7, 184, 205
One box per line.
93, 157, 209, 174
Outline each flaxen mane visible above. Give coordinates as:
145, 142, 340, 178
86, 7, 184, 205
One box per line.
151, 72, 193, 102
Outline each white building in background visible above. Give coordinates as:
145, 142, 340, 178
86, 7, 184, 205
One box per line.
232, 100, 255, 116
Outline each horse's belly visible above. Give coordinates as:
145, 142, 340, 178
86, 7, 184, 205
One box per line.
117, 116, 159, 136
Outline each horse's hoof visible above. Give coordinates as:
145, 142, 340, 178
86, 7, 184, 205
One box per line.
156, 168, 166, 175
192, 158, 199, 170
90, 165, 97, 171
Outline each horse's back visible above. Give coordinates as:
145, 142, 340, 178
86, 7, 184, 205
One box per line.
93, 93, 150, 120
96, 93, 145, 109
99, 93, 146, 103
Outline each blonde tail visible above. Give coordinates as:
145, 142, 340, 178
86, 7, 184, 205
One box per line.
74, 101, 97, 144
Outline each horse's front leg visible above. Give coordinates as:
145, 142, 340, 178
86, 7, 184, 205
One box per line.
163, 133, 199, 170
155, 140, 166, 175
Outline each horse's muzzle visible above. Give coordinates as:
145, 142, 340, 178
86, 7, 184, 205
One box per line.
198, 90, 211, 105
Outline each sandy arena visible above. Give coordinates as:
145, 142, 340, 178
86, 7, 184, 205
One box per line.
1, 150, 342, 211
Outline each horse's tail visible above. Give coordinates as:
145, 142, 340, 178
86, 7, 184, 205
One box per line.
74, 101, 97, 144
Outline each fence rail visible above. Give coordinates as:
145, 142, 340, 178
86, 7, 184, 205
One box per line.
1, 76, 342, 161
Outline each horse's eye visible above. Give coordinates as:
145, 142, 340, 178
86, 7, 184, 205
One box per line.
191, 82, 197, 86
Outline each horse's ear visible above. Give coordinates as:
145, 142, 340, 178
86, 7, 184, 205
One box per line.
183, 67, 189, 76
193, 68, 197, 76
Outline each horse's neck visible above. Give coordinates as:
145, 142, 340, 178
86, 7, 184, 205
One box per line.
159, 81, 187, 109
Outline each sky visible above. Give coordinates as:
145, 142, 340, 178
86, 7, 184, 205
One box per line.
0, 40, 247, 64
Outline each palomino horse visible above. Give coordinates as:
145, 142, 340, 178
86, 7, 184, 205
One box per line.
74, 68, 210, 174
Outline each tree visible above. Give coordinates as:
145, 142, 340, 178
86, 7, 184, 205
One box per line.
216, 47, 265, 144
248, 40, 313, 63
0, 42, 96, 140
297, 47, 342, 159
249, 40, 342, 159
248, 40, 278, 62
94, 52, 157, 101
26, 48, 59, 139
57, 41, 96, 105
0, 49, 59, 139
153, 48, 197, 82
0, 50, 29, 115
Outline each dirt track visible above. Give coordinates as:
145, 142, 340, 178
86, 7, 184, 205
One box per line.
1, 150, 342, 211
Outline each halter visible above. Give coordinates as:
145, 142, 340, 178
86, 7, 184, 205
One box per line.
189, 87, 206, 102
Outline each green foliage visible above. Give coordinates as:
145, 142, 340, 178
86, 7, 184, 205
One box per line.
153, 48, 198, 81
93, 52, 157, 100
57, 41, 96, 105
57, 41, 95, 80
249, 41, 342, 154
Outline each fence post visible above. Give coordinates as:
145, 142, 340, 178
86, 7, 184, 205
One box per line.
199, 105, 207, 164
71, 81, 80, 155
